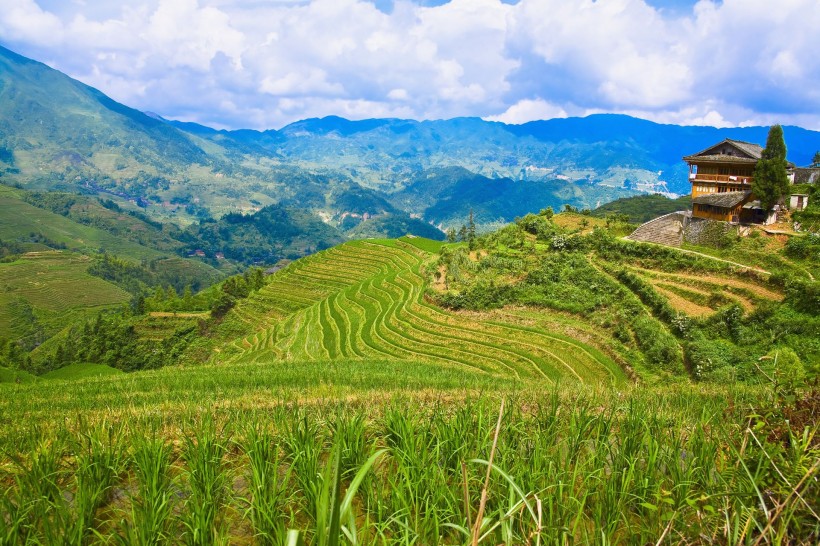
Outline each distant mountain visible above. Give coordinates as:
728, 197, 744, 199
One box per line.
2, 44, 819, 238
0, 45, 212, 189
207, 114, 820, 196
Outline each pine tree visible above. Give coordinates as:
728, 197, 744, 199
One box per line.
446, 227, 457, 243
182, 285, 194, 307
467, 209, 477, 250
752, 125, 790, 212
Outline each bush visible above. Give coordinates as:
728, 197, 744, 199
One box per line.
685, 338, 743, 380
759, 347, 806, 392
784, 233, 820, 260
632, 315, 682, 372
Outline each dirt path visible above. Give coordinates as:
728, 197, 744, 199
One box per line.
148, 312, 210, 318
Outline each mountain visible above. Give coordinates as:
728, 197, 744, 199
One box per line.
0, 45, 212, 189
0, 44, 440, 248
207, 114, 820, 197
2, 44, 819, 236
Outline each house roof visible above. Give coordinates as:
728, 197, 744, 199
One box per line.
692, 190, 753, 208
686, 154, 758, 164
683, 139, 763, 163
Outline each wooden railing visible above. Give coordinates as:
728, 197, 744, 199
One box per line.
690, 173, 752, 183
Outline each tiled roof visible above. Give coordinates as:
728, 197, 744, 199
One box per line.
692, 191, 752, 208
685, 154, 758, 163
683, 138, 763, 162
727, 139, 764, 159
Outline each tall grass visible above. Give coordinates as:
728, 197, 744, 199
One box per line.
180, 416, 231, 546
63, 420, 126, 544
0, 385, 816, 544
116, 433, 176, 545
240, 424, 290, 545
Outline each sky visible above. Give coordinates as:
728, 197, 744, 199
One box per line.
1, 0, 818, 131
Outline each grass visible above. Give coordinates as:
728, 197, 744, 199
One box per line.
0, 193, 166, 262
40, 362, 123, 380
0, 366, 36, 383
214, 240, 623, 385
399, 235, 445, 253
0, 251, 130, 339
0, 379, 815, 544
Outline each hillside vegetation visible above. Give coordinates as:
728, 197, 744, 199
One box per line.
0, 213, 818, 544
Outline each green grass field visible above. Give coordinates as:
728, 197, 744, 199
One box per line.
214, 238, 625, 385
40, 362, 123, 380
0, 193, 166, 261
0, 230, 816, 545
0, 373, 815, 544
0, 251, 130, 339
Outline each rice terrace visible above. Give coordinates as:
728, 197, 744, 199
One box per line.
1, 5, 820, 543
2, 220, 818, 545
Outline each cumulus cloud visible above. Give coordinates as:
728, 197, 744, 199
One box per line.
0, 0, 818, 129
486, 99, 568, 124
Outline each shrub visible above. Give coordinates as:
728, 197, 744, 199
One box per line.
632, 315, 682, 372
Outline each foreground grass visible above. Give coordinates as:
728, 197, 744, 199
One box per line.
40, 362, 123, 381
0, 362, 817, 545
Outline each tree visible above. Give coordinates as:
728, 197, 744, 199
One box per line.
211, 292, 236, 318
457, 224, 467, 242
467, 209, 477, 250
446, 227, 457, 243
752, 125, 790, 212
812, 151, 820, 168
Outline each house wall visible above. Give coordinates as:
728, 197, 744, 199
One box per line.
690, 162, 754, 197
790, 194, 809, 211
684, 217, 737, 245
692, 203, 742, 222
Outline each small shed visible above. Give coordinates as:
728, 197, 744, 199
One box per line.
790, 193, 809, 211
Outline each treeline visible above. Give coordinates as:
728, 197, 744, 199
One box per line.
0, 239, 26, 261
178, 204, 343, 264
23, 191, 184, 250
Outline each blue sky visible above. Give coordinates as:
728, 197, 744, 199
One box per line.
1, 0, 818, 131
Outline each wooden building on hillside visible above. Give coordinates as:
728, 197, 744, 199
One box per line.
684, 139, 764, 223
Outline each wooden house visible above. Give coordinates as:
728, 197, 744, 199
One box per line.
684, 139, 763, 223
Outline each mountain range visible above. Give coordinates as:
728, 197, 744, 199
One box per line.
2, 43, 820, 243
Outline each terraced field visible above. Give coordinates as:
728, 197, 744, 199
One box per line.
623, 264, 781, 316
0, 251, 130, 338
220, 239, 625, 384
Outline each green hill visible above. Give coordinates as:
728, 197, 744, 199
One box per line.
0, 251, 130, 346
27, 212, 819, 382
0, 183, 227, 360
211, 238, 623, 383
591, 193, 693, 224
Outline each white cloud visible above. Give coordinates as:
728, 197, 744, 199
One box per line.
485, 99, 568, 124
0, 0, 64, 46
0, 0, 819, 130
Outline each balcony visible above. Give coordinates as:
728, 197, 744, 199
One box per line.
690, 173, 752, 184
